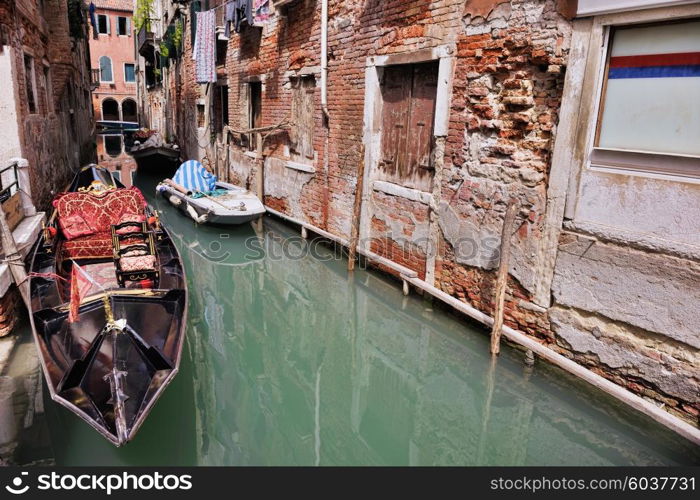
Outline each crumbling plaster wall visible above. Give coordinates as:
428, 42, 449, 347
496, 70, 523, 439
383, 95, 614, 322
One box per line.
154, 0, 699, 425
547, 3, 700, 425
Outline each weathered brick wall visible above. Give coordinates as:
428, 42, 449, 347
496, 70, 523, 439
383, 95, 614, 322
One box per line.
154, 0, 698, 425
435, 0, 571, 332
1, 0, 95, 210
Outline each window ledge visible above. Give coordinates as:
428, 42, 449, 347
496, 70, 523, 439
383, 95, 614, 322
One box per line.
284, 160, 315, 174
590, 148, 700, 179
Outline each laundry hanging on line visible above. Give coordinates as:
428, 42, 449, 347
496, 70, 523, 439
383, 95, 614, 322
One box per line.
89, 2, 98, 40
253, 0, 271, 25
193, 9, 217, 83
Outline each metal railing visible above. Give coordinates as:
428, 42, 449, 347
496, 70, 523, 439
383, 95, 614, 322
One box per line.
137, 22, 157, 55
90, 69, 100, 89
0, 162, 19, 205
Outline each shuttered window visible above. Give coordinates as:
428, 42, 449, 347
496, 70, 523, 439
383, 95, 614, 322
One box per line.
378, 61, 438, 192
98, 14, 109, 34
99, 56, 113, 82
290, 76, 316, 162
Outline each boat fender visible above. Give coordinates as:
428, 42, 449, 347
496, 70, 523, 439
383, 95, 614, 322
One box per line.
168, 195, 183, 207
186, 203, 208, 224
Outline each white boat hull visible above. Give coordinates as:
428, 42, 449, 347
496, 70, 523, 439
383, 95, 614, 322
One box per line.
159, 182, 266, 225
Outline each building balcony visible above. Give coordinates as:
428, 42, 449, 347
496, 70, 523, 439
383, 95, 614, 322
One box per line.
138, 24, 156, 57
90, 69, 100, 90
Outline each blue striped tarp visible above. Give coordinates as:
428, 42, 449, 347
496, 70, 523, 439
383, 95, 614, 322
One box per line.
173, 160, 217, 192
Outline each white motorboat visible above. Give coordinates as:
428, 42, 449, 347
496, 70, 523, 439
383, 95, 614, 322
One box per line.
157, 160, 265, 225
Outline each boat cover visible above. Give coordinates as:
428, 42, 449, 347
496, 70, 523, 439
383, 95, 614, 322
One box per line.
172, 160, 217, 192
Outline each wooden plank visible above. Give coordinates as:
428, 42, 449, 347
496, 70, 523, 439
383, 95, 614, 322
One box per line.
490, 201, 519, 355
378, 64, 411, 180
348, 145, 365, 271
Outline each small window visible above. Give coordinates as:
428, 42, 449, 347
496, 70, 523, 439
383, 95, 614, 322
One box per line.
592, 19, 700, 176
124, 63, 136, 83
215, 85, 229, 133
247, 81, 262, 150
197, 104, 206, 128
97, 14, 109, 35
216, 39, 227, 67
23, 54, 37, 114
104, 135, 122, 157
117, 16, 129, 36
43, 66, 52, 112
99, 56, 113, 82
290, 76, 316, 162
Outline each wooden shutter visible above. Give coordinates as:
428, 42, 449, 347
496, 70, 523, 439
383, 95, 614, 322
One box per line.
379, 64, 412, 179
377, 61, 438, 192
290, 76, 316, 161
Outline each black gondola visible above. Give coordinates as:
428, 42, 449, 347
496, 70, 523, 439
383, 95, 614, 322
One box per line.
28, 165, 187, 446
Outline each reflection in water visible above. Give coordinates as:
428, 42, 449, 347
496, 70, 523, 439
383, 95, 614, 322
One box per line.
46, 171, 700, 466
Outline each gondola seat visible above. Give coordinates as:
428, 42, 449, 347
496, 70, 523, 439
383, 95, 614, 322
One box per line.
54, 187, 148, 260
111, 221, 159, 287
61, 233, 114, 260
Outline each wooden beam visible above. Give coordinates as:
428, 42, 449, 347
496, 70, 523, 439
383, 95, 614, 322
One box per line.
348, 146, 365, 271
490, 201, 519, 355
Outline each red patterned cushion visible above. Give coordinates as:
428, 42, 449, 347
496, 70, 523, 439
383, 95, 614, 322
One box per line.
61, 232, 113, 260
115, 213, 147, 235
55, 187, 147, 234
120, 255, 157, 272
59, 214, 95, 240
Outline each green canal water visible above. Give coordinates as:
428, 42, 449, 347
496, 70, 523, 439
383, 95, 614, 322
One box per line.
39, 171, 699, 466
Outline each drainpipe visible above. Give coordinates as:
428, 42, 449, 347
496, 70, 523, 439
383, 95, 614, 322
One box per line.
321, 0, 330, 228
321, 0, 329, 122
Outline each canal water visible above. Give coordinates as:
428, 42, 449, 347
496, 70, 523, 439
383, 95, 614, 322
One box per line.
24, 170, 700, 465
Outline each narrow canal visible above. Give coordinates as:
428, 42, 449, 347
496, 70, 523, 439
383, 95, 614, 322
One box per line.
23, 170, 700, 465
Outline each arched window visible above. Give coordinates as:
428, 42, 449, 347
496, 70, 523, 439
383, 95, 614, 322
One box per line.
121, 98, 138, 123
99, 56, 113, 82
104, 135, 122, 157
102, 98, 119, 121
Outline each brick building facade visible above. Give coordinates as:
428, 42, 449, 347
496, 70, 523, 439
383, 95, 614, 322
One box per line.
0, 0, 95, 208
89, 0, 138, 186
142, 0, 699, 427
0, 0, 95, 334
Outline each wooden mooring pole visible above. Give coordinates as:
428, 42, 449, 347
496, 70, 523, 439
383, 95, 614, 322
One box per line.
490, 201, 519, 355
256, 132, 264, 202
347, 145, 365, 272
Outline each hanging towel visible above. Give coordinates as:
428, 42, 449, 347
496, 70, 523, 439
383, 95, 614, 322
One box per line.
253, 0, 271, 25
233, 0, 253, 33
194, 10, 217, 83
173, 160, 218, 193
89, 2, 98, 39
224, 1, 236, 38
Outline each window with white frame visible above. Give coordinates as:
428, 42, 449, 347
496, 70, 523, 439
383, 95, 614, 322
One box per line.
117, 16, 130, 36
98, 14, 110, 34
591, 18, 700, 177
124, 63, 136, 83
23, 54, 37, 114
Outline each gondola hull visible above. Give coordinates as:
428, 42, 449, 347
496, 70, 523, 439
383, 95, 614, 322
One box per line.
28, 166, 187, 446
